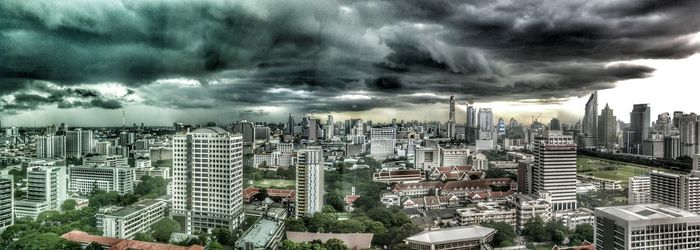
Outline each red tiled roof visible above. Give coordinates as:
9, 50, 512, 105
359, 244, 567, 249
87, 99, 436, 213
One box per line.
243, 187, 261, 199
267, 188, 296, 199
345, 195, 360, 204
61, 231, 205, 250
468, 190, 515, 199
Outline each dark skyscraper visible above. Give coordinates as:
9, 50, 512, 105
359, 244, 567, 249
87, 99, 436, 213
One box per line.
550, 118, 561, 131
582, 91, 598, 138
598, 103, 617, 147
630, 104, 651, 154
287, 113, 294, 134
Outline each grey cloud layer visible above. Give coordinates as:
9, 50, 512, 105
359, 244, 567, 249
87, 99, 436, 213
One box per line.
0, 0, 698, 114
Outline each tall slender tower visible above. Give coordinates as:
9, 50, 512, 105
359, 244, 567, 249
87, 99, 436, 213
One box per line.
287, 113, 294, 135
172, 127, 244, 233
630, 104, 651, 154
447, 96, 456, 138
296, 147, 324, 218
597, 103, 617, 147
581, 91, 598, 148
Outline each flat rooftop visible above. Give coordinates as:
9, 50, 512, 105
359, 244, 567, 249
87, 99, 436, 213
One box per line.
238, 218, 282, 248
405, 226, 496, 244
104, 199, 162, 217
596, 204, 700, 222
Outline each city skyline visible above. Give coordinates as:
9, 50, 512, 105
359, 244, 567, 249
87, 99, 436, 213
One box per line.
1, 1, 700, 126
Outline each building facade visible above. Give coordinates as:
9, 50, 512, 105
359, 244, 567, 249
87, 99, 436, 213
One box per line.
69, 165, 135, 195
370, 128, 396, 161
295, 148, 324, 218
532, 132, 577, 211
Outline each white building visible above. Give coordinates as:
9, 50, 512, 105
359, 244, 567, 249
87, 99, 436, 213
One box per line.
0, 176, 13, 230
66, 130, 82, 158
172, 127, 244, 234
83, 155, 128, 168
456, 202, 517, 227
650, 170, 700, 213
296, 147, 324, 218
507, 193, 552, 231
628, 176, 651, 205
135, 167, 170, 183
69, 165, 135, 195
370, 128, 396, 161
36, 135, 65, 158
14, 199, 49, 219
97, 199, 167, 239
276, 143, 294, 153
414, 147, 440, 170
440, 148, 470, 167
81, 130, 95, 154
532, 131, 577, 211
595, 204, 700, 249
96, 141, 111, 155
27, 166, 68, 210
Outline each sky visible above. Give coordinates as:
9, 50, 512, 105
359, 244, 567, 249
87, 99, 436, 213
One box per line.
1, 0, 699, 127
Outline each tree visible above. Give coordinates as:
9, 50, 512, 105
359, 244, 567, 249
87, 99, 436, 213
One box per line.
322, 205, 337, 214
212, 228, 233, 246
523, 216, 547, 242
61, 199, 78, 211
209, 241, 225, 250
285, 218, 308, 232
133, 232, 154, 242
324, 238, 348, 250
481, 221, 515, 247
85, 241, 103, 250
335, 219, 366, 233
570, 224, 594, 246
151, 218, 181, 242
545, 219, 568, 245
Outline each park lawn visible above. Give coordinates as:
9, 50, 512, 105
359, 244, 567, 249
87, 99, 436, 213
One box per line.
254, 179, 295, 188
577, 156, 678, 184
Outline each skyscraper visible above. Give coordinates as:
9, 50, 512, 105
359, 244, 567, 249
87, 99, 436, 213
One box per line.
678, 113, 698, 157
581, 91, 598, 147
81, 130, 95, 155
532, 131, 577, 211
287, 113, 295, 135
66, 130, 82, 159
597, 103, 617, 147
370, 128, 396, 161
447, 96, 456, 139
295, 147, 324, 218
36, 136, 54, 158
478, 108, 493, 131
655, 112, 672, 136
629, 104, 651, 154
467, 105, 476, 128
232, 121, 256, 154
0, 176, 13, 231
549, 118, 561, 131
326, 115, 334, 139
172, 127, 244, 233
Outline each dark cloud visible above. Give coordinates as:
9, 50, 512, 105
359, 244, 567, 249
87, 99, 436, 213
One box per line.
0, 0, 698, 116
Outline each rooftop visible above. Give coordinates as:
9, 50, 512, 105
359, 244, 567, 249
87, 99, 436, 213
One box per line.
191, 127, 228, 135
61, 230, 204, 250
596, 204, 700, 222
404, 225, 496, 244
237, 218, 283, 248
102, 199, 163, 217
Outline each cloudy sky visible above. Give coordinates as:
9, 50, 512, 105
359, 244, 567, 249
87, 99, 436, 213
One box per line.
1, 0, 699, 126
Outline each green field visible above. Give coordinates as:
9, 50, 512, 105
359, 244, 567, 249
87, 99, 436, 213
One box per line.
577, 156, 680, 185
253, 179, 295, 188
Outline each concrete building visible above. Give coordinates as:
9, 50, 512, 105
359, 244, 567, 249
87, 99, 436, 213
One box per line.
235, 218, 285, 250
678, 113, 698, 157
629, 104, 651, 154
642, 137, 664, 158
134, 167, 171, 182
97, 199, 167, 239
517, 161, 533, 194
81, 130, 95, 154
508, 192, 552, 232
440, 148, 470, 167
326, 115, 335, 140
532, 132, 577, 211
478, 108, 494, 131
172, 127, 244, 234
415, 147, 440, 170
232, 121, 256, 154
14, 199, 49, 219
370, 128, 396, 161
83, 155, 128, 167
37, 135, 66, 158
664, 135, 681, 160
69, 165, 135, 195
295, 147, 324, 218
447, 96, 457, 139
0, 176, 13, 231
597, 103, 617, 147
118, 132, 135, 147
650, 170, 700, 213
405, 226, 496, 250
594, 204, 700, 249
26, 166, 67, 210
581, 91, 598, 148
456, 202, 517, 227
66, 130, 83, 158
628, 176, 651, 205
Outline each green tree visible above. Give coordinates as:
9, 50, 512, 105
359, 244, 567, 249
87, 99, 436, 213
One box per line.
133, 232, 154, 242
61, 199, 78, 211
285, 218, 308, 232
545, 219, 569, 245
322, 205, 337, 214
523, 216, 547, 242
335, 219, 366, 233
212, 228, 233, 246
324, 238, 348, 250
209, 241, 225, 250
8, 232, 81, 250
151, 218, 181, 242
481, 221, 515, 247
570, 224, 594, 245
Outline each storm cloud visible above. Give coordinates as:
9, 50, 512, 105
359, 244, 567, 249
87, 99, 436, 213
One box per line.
1, 0, 698, 116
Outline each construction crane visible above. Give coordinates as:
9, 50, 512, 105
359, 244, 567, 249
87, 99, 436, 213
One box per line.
532, 113, 542, 124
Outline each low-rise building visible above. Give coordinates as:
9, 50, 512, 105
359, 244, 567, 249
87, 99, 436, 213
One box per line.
577, 174, 623, 191
61, 230, 204, 250
69, 165, 135, 195
372, 169, 425, 184
628, 176, 651, 205
13, 199, 49, 219
96, 199, 167, 239
404, 226, 496, 250
456, 202, 517, 227
235, 218, 285, 250
134, 167, 171, 182
507, 192, 553, 231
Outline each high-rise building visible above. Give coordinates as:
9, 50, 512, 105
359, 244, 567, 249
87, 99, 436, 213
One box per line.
36, 136, 54, 158
0, 176, 13, 231
447, 96, 456, 139
594, 204, 700, 250
580, 91, 598, 148
673, 111, 685, 129
118, 132, 135, 147
326, 115, 334, 139
497, 117, 506, 136
655, 112, 672, 136
678, 113, 698, 157
629, 104, 651, 154
664, 135, 681, 160
53, 135, 66, 158
295, 147, 324, 218
532, 131, 577, 211
66, 130, 83, 158
81, 130, 95, 154
232, 121, 256, 154
287, 113, 295, 135
370, 128, 396, 161
477, 108, 493, 131
308, 119, 319, 141
467, 105, 476, 128
627, 176, 651, 205
549, 118, 561, 131
650, 170, 700, 213
597, 103, 617, 147
26, 166, 67, 210
172, 127, 244, 234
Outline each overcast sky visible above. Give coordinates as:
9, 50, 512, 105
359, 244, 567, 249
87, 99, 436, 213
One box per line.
1, 0, 699, 127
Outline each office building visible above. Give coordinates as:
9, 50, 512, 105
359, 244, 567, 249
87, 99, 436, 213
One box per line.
134, 139, 149, 150
628, 176, 651, 205
118, 132, 135, 147
629, 104, 651, 154
581, 91, 598, 148
370, 128, 396, 161
664, 135, 681, 160
14, 199, 49, 219
254, 126, 270, 142
532, 131, 577, 211
326, 115, 334, 139
26, 166, 67, 210
597, 103, 617, 147
172, 127, 244, 234
0, 176, 13, 231
440, 148, 470, 167
36, 135, 54, 158
414, 147, 440, 170
66, 130, 83, 158
650, 170, 700, 213
287, 113, 295, 135
295, 148, 324, 218
594, 204, 700, 249
508, 193, 552, 231
478, 108, 493, 131
232, 121, 256, 154
678, 113, 698, 157
96, 141, 111, 155
550, 117, 561, 131
83, 155, 128, 167
447, 96, 456, 139
97, 199, 167, 239
81, 130, 94, 154
69, 165, 135, 195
